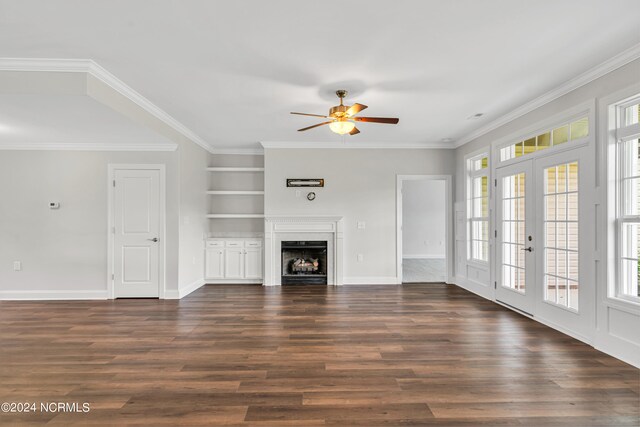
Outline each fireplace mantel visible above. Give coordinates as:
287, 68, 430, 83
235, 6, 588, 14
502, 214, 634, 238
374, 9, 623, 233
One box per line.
264, 216, 344, 286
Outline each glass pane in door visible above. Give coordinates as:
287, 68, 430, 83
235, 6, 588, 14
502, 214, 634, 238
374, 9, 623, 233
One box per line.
501, 173, 526, 293
543, 162, 579, 310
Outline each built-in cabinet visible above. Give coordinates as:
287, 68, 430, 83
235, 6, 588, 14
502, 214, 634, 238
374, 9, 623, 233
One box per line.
205, 238, 263, 282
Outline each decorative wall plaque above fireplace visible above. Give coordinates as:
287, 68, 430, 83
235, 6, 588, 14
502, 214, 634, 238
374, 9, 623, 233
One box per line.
286, 179, 324, 187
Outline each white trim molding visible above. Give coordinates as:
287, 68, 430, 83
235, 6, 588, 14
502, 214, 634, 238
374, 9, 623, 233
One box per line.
0, 290, 108, 300
455, 42, 640, 148
260, 141, 455, 150
0, 142, 177, 151
343, 277, 400, 285
0, 57, 212, 153
177, 278, 206, 299
210, 147, 265, 156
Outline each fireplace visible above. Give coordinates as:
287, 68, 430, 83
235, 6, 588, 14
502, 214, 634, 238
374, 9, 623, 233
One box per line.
281, 241, 328, 285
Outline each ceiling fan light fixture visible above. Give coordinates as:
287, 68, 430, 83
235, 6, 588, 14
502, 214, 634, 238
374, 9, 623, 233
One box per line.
329, 120, 355, 135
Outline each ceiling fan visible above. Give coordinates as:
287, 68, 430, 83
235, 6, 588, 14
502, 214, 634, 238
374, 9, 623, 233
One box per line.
291, 90, 399, 135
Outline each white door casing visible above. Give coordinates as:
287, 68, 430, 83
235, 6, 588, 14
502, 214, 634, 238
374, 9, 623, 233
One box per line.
108, 165, 165, 299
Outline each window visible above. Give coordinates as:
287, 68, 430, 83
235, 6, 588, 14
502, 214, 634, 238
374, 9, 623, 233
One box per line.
500, 117, 589, 161
467, 154, 489, 263
617, 97, 640, 301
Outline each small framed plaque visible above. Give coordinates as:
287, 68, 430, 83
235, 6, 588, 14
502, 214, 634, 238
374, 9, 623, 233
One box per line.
286, 179, 324, 187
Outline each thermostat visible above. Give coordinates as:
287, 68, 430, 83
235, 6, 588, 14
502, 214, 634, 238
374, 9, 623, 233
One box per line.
49, 202, 60, 209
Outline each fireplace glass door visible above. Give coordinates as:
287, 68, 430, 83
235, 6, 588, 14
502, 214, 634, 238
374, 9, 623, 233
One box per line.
281, 241, 328, 284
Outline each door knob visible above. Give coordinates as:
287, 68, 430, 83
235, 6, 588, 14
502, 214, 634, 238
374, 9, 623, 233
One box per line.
148, 238, 159, 242
521, 246, 533, 252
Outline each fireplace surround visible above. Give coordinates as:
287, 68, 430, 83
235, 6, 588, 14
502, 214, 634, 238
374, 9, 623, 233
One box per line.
264, 216, 344, 286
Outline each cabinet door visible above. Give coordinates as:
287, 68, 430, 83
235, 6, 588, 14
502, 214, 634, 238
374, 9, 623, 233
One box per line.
205, 249, 224, 279
224, 248, 244, 279
244, 248, 263, 279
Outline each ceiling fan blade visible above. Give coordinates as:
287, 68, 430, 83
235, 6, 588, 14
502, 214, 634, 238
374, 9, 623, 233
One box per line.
345, 103, 368, 117
352, 116, 399, 124
297, 121, 333, 132
349, 126, 360, 135
291, 112, 330, 118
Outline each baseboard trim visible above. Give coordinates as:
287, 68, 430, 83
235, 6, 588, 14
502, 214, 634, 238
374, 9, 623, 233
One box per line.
451, 276, 493, 300
343, 276, 401, 285
205, 279, 263, 285
178, 278, 206, 299
402, 255, 446, 260
0, 290, 109, 300
594, 333, 640, 369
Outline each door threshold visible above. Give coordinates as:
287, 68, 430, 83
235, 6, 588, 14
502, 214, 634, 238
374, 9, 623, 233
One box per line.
496, 299, 533, 317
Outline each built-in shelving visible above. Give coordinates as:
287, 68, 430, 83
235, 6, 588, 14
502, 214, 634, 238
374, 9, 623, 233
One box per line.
206, 167, 264, 172
206, 190, 264, 195
207, 165, 265, 221
206, 214, 265, 219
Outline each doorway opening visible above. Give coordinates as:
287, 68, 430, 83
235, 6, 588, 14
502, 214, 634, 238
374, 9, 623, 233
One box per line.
397, 175, 452, 284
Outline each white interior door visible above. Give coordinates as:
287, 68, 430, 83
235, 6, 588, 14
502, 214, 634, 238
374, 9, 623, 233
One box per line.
496, 161, 536, 314
113, 169, 161, 298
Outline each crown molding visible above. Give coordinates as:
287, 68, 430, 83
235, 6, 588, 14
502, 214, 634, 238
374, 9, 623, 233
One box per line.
0, 58, 214, 153
0, 141, 178, 151
260, 141, 454, 150
454, 42, 640, 148
209, 147, 265, 155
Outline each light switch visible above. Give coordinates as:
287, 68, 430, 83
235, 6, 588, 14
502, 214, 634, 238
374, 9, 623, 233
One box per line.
357, 254, 364, 262
357, 221, 365, 229
13, 261, 21, 271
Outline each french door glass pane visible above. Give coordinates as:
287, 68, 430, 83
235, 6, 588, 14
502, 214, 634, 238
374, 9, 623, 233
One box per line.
543, 162, 579, 310
501, 173, 526, 293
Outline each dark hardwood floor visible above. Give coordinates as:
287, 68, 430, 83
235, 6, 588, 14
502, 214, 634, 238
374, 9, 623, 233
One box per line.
0, 284, 638, 426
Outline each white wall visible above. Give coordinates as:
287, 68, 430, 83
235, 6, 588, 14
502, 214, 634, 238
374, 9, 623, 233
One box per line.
0, 150, 180, 299
177, 140, 209, 295
402, 180, 446, 258
453, 58, 640, 367
264, 148, 455, 283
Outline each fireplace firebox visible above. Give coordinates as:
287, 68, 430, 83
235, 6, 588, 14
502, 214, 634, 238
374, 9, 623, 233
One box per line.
281, 241, 328, 285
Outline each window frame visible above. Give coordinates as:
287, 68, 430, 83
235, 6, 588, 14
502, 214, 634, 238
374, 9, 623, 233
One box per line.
466, 152, 490, 265
615, 95, 640, 304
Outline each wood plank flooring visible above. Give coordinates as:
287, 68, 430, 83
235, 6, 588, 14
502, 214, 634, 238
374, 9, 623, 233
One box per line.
0, 284, 638, 426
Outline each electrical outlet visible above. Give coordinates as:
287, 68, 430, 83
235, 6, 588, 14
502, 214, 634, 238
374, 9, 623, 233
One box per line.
357, 254, 364, 262
13, 261, 21, 271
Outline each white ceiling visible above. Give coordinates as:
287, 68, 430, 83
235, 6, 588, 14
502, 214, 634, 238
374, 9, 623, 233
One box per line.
0, 94, 175, 149
1, 0, 639, 150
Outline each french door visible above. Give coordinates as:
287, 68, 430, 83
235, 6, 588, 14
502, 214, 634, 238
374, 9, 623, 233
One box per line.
495, 147, 594, 341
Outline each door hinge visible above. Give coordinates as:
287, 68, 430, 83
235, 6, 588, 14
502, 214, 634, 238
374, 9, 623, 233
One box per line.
494, 281, 497, 289
111, 274, 114, 280
113, 180, 116, 187
494, 230, 497, 238
494, 179, 497, 187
